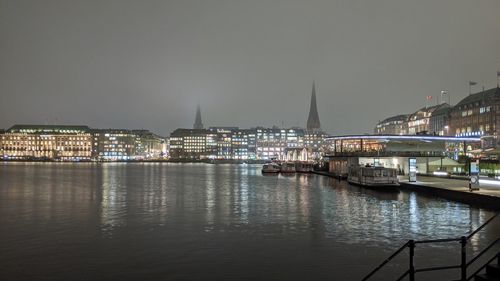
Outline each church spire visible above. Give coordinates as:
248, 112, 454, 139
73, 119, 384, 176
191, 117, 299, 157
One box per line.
193, 103, 204, 129
306, 81, 321, 130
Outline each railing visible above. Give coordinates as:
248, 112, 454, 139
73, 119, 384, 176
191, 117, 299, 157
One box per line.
362, 213, 499, 281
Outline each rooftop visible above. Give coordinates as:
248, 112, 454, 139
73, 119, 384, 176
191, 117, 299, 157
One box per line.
455, 87, 500, 108
7, 124, 91, 133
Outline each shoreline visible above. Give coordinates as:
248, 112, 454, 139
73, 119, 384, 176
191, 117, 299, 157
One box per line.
312, 171, 500, 211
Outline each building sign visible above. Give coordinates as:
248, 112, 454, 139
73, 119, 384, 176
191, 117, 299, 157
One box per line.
409, 158, 417, 182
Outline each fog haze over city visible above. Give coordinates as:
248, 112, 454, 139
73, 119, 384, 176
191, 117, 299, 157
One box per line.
0, 0, 499, 136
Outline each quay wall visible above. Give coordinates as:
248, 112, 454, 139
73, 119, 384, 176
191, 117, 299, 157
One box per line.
399, 183, 500, 211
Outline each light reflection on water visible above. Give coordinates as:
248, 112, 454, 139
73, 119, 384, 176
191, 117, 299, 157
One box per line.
0, 162, 498, 281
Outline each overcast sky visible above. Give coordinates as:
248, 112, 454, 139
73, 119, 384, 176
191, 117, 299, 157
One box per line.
0, 0, 499, 136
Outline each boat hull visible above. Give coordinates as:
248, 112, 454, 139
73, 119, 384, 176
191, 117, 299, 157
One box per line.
347, 179, 400, 191
261, 170, 280, 173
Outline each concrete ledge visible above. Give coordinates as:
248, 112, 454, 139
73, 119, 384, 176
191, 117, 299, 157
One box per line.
399, 183, 500, 211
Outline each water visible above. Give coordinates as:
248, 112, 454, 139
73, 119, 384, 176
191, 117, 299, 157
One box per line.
0, 163, 498, 280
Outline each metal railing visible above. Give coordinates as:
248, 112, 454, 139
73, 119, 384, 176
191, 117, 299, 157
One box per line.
362, 213, 499, 281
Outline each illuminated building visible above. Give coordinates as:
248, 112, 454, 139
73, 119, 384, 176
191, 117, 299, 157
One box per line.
428, 106, 451, 135
374, 114, 409, 135
304, 130, 327, 159
1, 125, 92, 161
169, 129, 208, 159
132, 130, 165, 159
212, 127, 235, 159
255, 127, 306, 160
231, 130, 248, 160
324, 134, 481, 176
407, 104, 450, 135
92, 129, 164, 160
449, 87, 499, 138
93, 129, 136, 160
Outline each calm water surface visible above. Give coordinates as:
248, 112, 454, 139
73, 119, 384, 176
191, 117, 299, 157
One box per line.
0, 163, 498, 281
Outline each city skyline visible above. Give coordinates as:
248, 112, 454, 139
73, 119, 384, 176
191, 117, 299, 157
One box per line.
0, 1, 499, 136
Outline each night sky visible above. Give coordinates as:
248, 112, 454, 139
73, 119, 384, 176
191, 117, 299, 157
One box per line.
0, 0, 499, 136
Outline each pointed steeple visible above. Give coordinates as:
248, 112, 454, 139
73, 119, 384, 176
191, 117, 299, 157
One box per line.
193, 103, 204, 129
307, 81, 321, 130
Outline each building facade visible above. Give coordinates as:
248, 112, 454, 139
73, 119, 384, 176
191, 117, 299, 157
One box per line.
167, 126, 325, 161
0, 125, 165, 161
428, 105, 451, 135
1, 125, 93, 161
449, 88, 499, 138
374, 114, 409, 135
407, 104, 450, 135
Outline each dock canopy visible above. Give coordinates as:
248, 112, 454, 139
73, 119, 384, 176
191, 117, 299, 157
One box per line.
323, 135, 481, 158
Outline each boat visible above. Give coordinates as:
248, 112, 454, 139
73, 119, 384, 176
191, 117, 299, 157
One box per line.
295, 162, 313, 173
261, 163, 281, 173
347, 166, 399, 189
280, 162, 296, 173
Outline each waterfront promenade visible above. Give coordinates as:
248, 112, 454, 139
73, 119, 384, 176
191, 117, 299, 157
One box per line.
400, 176, 500, 198
399, 175, 500, 210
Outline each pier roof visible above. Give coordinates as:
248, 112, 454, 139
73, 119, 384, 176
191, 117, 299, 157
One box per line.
325, 134, 481, 142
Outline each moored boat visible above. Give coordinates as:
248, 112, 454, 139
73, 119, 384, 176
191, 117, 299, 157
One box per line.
280, 162, 296, 173
295, 162, 313, 173
347, 166, 399, 190
261, 163, 280, 173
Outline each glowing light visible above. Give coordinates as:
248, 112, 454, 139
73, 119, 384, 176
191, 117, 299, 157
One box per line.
325, 135, 481, 142
478, 179, 500, 186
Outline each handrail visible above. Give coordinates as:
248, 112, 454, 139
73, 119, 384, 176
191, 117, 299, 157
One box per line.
415, 238, 460, 244
362, 213, 499, 280
466, 252, 500, 281
466, 213, 499, 240
466, 238, 500, 267
395, 269, 409, 281
415, 264, 461, 273
361, 241, 410, 281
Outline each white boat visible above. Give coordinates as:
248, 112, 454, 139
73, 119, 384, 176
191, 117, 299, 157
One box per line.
295, 162, 313, 173
280, 162, 296, 173
261, 163, 280, 173
348, 166, 399, 189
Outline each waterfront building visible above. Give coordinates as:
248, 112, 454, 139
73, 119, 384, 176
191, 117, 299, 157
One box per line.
132, 130, 164, 159
92, 129, 137, 160
428, 105, 452, 135
323, 134, 481, 176
168, 133, 184, 159
231, 130, 249, 160
0, 125, 92, 161
407, 103, 450, 135
213, 127, 233, 159
167, 126, 324, 161
92, 129, 164, 160
255, 127, 305, 160
449, 87, 499, 138
246, 129, 257, 160
374, 114, 409, 135
161, 137, 169, 159
205, 131, 218, 159
169, 129, 209, 159
304, 130, 327, 160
